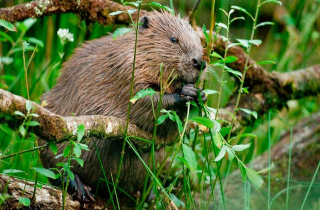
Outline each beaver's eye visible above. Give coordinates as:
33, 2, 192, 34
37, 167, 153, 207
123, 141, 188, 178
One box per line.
170, 37, 178, 44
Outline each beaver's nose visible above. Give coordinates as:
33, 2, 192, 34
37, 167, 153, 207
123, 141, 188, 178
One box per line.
191, 58, 206, 71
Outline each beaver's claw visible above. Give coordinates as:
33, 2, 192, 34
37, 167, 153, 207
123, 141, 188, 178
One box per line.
54, 173, 95, 208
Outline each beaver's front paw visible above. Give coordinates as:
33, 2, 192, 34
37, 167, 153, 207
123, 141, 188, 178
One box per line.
179, 84, 207, 104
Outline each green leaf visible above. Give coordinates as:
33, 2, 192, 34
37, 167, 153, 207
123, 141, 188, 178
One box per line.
26, 100, 32, 112
182, 144, 197, 171
210, 52, 223, 59
2, 169, 26, 175
130, 88, 157, 104
157, 114, 168, 125
256, 21, 274, 28
48, 141, 58, 155
127, 9, 136, 15
0, 19, 16, 31
170, 193, 184, 207
55, 154, 63, 159
224, 56, 238, 63
246, 167, 264, 188
73, 143, 81, 158
112, 27, 133, 40
242, 87, 249, 94
232, 143, 251, 151
0, 124, 12, 135
260, 0, 282, 6
231, 6, 254, 20
172, 112, 183, 134
238, 108, 258, 119
226, 69, 242, 78
78, 143, 90, 151
220, 126, 231, 137
211, 132, 223, 148
67, 169, 75, 180
191, 116, 214, 128
227, 43, 242, 49
109, 11, 124, 16
0, 57, 14, 65
202, 25, 209, 43
24, 37, 44, 48
148, 2, 174, 15
212, 120, 221, 133
236, 133, 257, 139
18, 197, 30, 206
73, 157, 84, 167
230, 17, 245, 24
214, 145, 226, 161
14, 111, 25, 117
29, 113, 39, 117
33, 167, 57, 179
216, 22, 228, 30
0, 75, 15, 82
236, 38, 249, 48
124, 2, 139, 7
258, 162, 275, 174
63, 145, 71, 157
12, 46, 36, 53
202, 89, 219, 95
77, 124, 85, 142
221, 35, 228, 42
225, 146, 235, 161
256, 60, 276, 65
16, 18, 36, 32
249, 39, 262, 46
238, 162, 247, 182
24, 121, 40, 126
19, 125, 26, 136
0, 31, 14, 44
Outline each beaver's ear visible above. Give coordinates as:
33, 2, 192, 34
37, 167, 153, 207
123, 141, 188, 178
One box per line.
139, 16, 150, 31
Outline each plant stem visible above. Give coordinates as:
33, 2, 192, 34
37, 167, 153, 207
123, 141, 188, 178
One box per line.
113, 2, 142, 201
0, 145, 47, 160
197, 0, 215, 88
227, 0, 261, 142
215, 14, 231, 119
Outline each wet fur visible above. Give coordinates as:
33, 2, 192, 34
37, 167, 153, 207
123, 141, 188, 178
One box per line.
40, 12, 204, 195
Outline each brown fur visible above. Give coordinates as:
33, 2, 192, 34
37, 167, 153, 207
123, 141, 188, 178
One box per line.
40, 12, 204, 196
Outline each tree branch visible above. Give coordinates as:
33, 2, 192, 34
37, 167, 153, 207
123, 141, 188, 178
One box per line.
0, 173, 104, 209
0, 88, 167, 151
0, 0, 149, 25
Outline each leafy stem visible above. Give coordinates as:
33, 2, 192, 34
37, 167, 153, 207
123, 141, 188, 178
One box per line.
226, 0, 261, 142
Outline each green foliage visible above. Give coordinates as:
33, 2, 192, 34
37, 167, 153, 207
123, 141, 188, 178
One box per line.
112, 27, 134, 40
18, 197, 30, 206
130, 88, 157, 104
0, 19, 16, 31
33, 167, 57, 179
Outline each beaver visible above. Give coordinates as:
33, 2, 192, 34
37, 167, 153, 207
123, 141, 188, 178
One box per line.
40, 11, 206, 203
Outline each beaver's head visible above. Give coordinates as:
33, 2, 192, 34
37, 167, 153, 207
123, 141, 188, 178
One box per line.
137, 12, 206, 86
